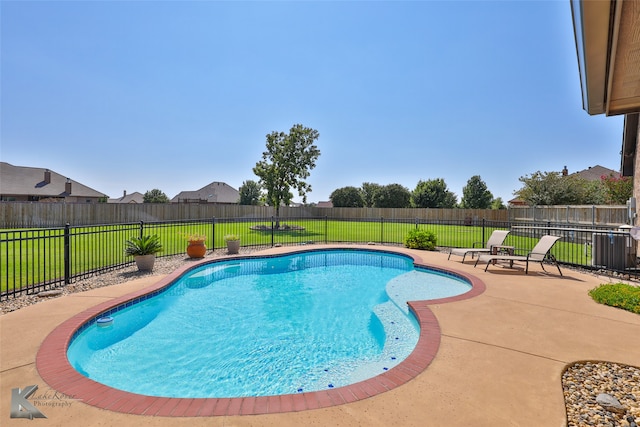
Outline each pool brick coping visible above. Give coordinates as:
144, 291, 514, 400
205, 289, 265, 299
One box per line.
36, 248, 486, 417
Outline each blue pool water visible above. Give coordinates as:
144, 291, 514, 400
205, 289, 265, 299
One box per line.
67, 250, 471, 398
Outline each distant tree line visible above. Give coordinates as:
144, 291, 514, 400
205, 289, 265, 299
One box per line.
329, 176, 505, 209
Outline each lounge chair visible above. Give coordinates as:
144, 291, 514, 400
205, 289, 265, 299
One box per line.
448, 230, 510, 263
474, 235, 563, 276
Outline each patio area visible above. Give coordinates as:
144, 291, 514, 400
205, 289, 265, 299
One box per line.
2, 245, 639, 426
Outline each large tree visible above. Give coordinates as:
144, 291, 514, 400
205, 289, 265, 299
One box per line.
372, 184, 411, 208
238, 180, 262, 205
360, 182, 382, 208
515, 171, 585, 205
253, 124, 320, 225
411, 179, 457, 208
143, 189, 169, 203
330, 186, 364, 207
460, 175, 493, 209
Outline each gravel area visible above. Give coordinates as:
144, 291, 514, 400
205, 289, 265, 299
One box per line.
1, 248, 639, 426
0, 248, 256, 315
563, 362, 640, 427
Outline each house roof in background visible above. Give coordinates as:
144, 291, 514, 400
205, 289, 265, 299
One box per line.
107, 191, 144, 204
171, 181, 239, 203
570, 165, 620, 181
0, 162, 106, 198
316, 201, 333, 208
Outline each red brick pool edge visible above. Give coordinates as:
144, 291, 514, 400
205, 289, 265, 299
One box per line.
36, 250, 486, 417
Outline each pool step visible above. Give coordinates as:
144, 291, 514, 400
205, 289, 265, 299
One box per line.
349, 301, 418, 383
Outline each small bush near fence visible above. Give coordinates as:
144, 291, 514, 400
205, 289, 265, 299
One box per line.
589, 283, 640, 314
404, 229, 437, 251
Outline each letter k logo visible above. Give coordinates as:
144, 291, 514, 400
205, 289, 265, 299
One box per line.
10, 385, 47, 419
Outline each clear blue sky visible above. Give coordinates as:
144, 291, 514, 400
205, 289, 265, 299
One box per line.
1, 1, 624, 204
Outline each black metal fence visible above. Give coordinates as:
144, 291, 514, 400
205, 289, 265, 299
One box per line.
1, 217, 637, 301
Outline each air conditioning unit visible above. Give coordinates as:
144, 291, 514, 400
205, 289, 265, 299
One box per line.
592, 233, 637, 270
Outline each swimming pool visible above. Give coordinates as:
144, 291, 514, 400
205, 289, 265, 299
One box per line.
37, 247, 486, 416
66, 250, 471, 398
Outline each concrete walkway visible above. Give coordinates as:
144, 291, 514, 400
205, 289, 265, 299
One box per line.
2, 245, 640, 426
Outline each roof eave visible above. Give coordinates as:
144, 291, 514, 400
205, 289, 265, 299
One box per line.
571, 0, 616, 116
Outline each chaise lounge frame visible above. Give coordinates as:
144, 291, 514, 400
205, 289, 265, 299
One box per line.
448, 230, 510, 263
474, 235, 563, 276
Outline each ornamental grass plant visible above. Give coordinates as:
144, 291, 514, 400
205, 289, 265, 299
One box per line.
124, 235, 163, 257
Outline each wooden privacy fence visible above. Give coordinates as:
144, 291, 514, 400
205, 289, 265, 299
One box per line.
0, 202, 632, 228
0, 202, 509, 228
508, 205, 631, 226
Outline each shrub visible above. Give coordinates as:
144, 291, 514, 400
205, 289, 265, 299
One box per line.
589, 283, 640, 314
124, 235, 163, 256
404, 229, 437, 250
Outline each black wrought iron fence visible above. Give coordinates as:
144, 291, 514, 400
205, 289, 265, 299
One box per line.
1, 217, 637, 301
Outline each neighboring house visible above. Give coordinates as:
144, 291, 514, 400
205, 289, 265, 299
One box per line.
571, 2, 640, 210
0, 162, 106, 203
568, 165, 621, 181
316, 201, 334, 208
171, 182, 239, 204
108, 191, 144, 204
507, 198, 527, 207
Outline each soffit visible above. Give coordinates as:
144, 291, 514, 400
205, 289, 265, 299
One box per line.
573, 0, 611, 115
607, 0, 640, 116
574, 0, 640, 116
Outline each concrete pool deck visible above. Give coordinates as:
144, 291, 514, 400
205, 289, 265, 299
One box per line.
2, 245, 640, 426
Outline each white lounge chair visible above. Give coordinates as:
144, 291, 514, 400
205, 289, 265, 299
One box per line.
474, 235, 563, 276
448, 230, 510, 263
